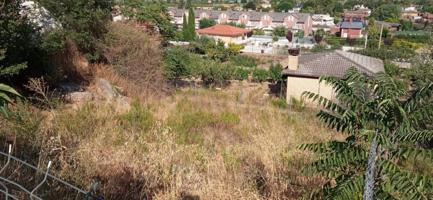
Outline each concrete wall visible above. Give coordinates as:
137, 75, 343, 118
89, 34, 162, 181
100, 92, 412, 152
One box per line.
286, 76, 335, 105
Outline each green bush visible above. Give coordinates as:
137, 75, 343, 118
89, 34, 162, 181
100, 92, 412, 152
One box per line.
271, 98, 288, 109
353, 47, 415, 61
273, 26, 288, 37
233, 67, 250, 80
311, 44, 328, 52
199, 62, 234, 86
118, 100, 154, 132
229, 55, 258, 68
268, 63, 283, 82
199, 18, 216, 29
384, 61, 400, 77
252, 68, 269, 82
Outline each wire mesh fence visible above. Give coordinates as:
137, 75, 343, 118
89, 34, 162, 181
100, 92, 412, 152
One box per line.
0, 144, 103, 200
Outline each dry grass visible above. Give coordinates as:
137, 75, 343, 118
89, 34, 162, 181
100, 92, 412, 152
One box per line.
0, 80, 340, 199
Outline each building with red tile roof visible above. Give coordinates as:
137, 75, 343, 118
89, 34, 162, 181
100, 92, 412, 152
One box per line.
196, 24, 251, 37
196, 24, 252, 44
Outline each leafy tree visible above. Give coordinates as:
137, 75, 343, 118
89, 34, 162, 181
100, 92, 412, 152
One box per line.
243, 1, 257, 10
37, 0, 113, 61
300, 68, 433, 199
0, 0, 33, 78
295, 30, 305, 39
272, 26, 288, 37
373, 4, 401, 22
122, 1, 176, 42
404, 55, 433, 88
163, 47, 193, 80
199, 18, 216, 29
272, 0, 295, 12
314, 29, 326, 43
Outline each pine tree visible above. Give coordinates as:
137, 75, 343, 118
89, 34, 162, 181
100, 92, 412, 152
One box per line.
299, 68, 433, 199
187, 7, 196, 40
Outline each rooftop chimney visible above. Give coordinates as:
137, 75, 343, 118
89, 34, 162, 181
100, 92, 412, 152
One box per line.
287, 48, 300, 70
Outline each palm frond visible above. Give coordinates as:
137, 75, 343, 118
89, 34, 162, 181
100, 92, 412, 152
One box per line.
316, 110, 359, 133
302, 91, 346, 113
396, 130, 433, 143
328, 174, 364, 200
305, 148, 367, 173
298, 140, 350, 154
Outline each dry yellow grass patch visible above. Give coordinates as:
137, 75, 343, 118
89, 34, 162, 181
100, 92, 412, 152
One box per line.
0, 82, 339, 200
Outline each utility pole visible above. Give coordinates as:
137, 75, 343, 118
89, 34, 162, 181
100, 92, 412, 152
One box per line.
364, 33, 368, 49
378, 23, 384, 49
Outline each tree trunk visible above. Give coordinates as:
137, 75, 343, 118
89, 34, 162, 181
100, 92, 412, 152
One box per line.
363, 129, 379, 200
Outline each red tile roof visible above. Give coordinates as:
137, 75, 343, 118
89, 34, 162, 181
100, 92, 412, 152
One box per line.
196, 24, 251, 37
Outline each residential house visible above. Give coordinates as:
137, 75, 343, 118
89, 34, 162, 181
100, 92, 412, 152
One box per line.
311, 14, 335, 31
282, 49, 384, 104
332, 9, 367, 38
402, 6, 419, 19
338, 22, 364, 38
196, 24, 252, 44
169, 8, 313, 36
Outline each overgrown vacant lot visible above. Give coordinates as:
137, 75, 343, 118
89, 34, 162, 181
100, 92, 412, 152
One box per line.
1, 82, 340, 199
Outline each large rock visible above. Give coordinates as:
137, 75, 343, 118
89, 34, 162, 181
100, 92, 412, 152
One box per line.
67, 91, 94, 103
95, 78, 119, 101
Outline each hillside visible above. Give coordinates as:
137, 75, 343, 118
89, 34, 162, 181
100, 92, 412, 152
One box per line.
0, 80, 339, 199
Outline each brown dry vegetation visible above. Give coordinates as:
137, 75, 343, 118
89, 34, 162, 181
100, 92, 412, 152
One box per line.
99, 22, 170, 99
0, 22, 341, 199
0, 81, 340, 199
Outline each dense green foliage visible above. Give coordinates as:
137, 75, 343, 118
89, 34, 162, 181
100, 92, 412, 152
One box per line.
404, 55, 433, 88
229, 55, 258, 68
300, 68, 433, 199
272, 26, 288, 37
199, 18, 216, 29
37, 0, 112, 61
271, 0, 295, 12
373, 4, 401, 22
122, 1, 176, 41
354, 47, 416, 61
223, 22, 246, 28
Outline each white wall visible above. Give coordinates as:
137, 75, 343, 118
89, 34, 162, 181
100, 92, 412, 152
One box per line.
286, 76, 335, 105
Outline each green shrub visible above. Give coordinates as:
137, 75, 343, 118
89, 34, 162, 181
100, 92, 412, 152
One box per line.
273, 26, 288, 37
229, 55, 258, 68
118, 100, 154, 132
168, 100, 240, 145
271, 98, 288, 109
290, 97, 305, 111
311, 44, 328, 52
233, 67, 250, 80
252, 68, 269, 82
268, 63, 283, 83
384, 61, 400, 77
353, 47, 415, 60
199, 18, 216, 29
199, 62, 234, 86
